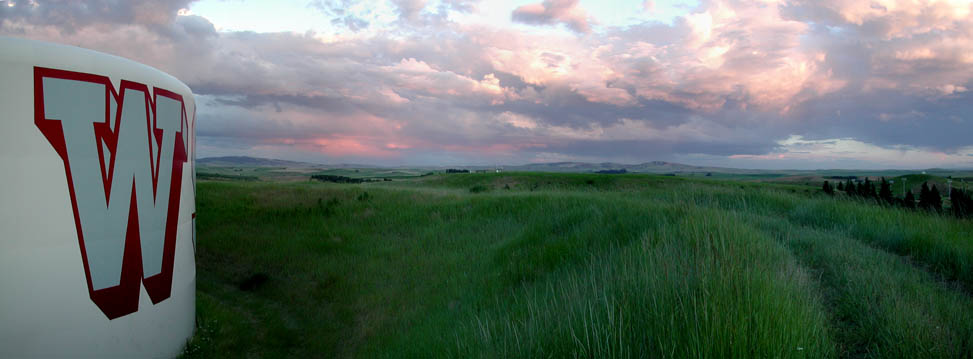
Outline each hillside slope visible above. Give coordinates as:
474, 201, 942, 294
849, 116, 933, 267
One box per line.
186, 173, 973, 358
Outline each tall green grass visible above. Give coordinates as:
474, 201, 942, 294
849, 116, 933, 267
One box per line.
186, 173, 973, 358
644, 182, 973, 288
773, 224, 973, 357
446, 208, 834, 358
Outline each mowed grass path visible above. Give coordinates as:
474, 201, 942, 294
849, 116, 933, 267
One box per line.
185, 173, 973, 358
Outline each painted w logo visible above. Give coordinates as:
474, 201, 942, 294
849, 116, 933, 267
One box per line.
34, 67, 190, 320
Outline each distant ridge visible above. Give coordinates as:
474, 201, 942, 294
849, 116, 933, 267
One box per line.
197, 156, 971, 176
197, 156, 323, 167
498, 161, 754, 174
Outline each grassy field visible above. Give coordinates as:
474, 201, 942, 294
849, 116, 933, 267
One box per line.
197, 165, 430, 182
184, 172, 973, 358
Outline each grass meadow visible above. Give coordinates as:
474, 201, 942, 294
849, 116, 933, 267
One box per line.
183, 172, 973, 358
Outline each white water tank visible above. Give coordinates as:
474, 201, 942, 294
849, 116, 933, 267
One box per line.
0, 36, 197, 357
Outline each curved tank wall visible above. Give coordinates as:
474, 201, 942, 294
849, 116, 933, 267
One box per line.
0, 36, 196, 358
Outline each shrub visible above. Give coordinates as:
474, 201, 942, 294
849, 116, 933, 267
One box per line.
469, 185, 488, 193
311, 174, 364, 183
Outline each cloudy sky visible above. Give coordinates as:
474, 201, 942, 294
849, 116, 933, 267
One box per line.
2, 0, 972, 169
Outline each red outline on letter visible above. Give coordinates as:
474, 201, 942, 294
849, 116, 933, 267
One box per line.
34, 67, 188, 319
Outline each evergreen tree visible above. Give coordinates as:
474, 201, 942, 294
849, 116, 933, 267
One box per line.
822, 181, 834, 195
961, 189, 972, 218
860, 178, 876, 198
903, 190, 916, 209
930, 185, 943, 212
837, 182, 844, 191
846, 181, 857, 196
919, 182, 931, 210
879, 177, 893, 204
956, 190, 973, 217
950, 188, 970, 218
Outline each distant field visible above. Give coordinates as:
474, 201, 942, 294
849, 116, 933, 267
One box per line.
195, 166, 314, 182
184, 172, 973, 358
309, 168, 429, 179
196, 165, 430, 182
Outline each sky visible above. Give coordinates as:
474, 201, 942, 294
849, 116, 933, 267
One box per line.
2, 0, 972, 169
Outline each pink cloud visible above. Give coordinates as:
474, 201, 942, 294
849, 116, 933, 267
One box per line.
391, 0, 428, 21
266, 136, 401, 158
481, 1, 846, 111
788, 0, 972, 39
512, 0, 592, 33
382, 58, 511, 103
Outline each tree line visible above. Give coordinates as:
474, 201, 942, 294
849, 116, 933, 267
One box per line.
822, 178, 972, 218
311, 174, 393, 183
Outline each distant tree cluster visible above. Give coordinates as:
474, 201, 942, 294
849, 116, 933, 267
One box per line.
822, 178, 972, 218
595, 169, 628, 174
832, 178, 883, 201
311, 175, 365, 183
445, 169, 470, 173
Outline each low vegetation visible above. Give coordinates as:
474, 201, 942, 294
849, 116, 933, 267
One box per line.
195, 171, 258, 181
185, 172, 973, 358
823, 177, 973, 219
311, 174, 369, 183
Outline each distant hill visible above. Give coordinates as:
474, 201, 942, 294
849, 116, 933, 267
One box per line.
499, 161, 758, 174
198, 156, 323, 168
197, 156, 973, 180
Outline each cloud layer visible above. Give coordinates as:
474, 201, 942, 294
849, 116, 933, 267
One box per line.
512, 0, 591, 33
2, 0, 972, 168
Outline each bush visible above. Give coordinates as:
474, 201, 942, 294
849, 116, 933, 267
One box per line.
469, 185, 488, 193
311, 174, 364, 183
